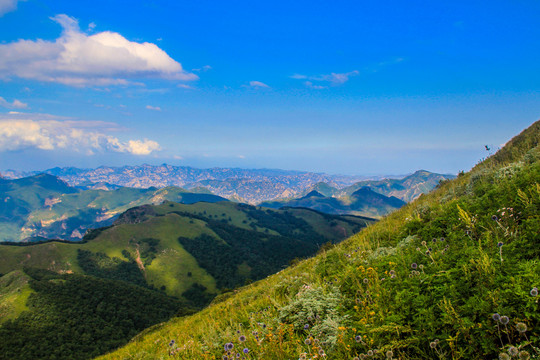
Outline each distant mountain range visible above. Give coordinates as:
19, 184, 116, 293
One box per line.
303, 170, 455, 202
1, 165, 454, 204
261, 187, 407, 218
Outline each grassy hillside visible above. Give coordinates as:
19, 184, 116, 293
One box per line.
98, 120, 540, 360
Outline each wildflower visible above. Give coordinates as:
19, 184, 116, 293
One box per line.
223, 356, 229, 360
419, 264, 424, 270
355, 335, 362, 342
440, 237, 445, 241
508, 347, 519, 357
500, 316, 509, 325
225, 342, 234, 351
304, 324, 309, 330
421, 241, 427, 246
304, 338, 311, 345
319, 349, 325, 356
497, 242, 504, 247
516, 322, 527, 333
389, 270, 396, 276
386, 350, 393, 359
363, 278, 369, 284
492, 215, 498, 221
432, 238, 437, 243
530, 287, 538, 296
434, 339, 439, 344
519, 351, 531, 360
169, 340, 175, 347
239, 335, 246, 342
367, 350, 373, 356
499, 354, 510, 360
430, 342, 437, 349
411, 263, 418, 269
243, 348, 249, 354
492, 313, 501, 321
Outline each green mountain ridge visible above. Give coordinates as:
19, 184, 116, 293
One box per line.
96, 120, 539, 359
0, 176, 228, 242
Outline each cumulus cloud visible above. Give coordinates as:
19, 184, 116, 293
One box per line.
0, 0, 23, 16
0, 114, 160, 155
0, 96, 28, 109
0, 14, 198, 86
291, 70, 359, 86
247, 81, 270, 88
145, 105, 161, 111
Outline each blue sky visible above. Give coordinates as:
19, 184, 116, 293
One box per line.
0, 0, 538, 175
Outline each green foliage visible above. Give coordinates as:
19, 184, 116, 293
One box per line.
77, 249, 147, 288
279, 285, 346, 347
0, 272, 185, 360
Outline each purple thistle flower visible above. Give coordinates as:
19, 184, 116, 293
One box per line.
492, 313, 501, 321
500, 316, 509, 325
304, 324, 309, 330
239, 335, 246, 342
243, 348, 249, 354
497, 242, 503, 247
492, 215, 498, 221
531, 287, 538, 296
411, 263, 418, 269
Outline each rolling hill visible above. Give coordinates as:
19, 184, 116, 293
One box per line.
95, 120, 539, 360
0, 201, 374, 359
0, 174, 227, 242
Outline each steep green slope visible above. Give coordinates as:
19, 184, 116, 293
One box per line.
98, 120, 539, 360
0, 176, 227, 242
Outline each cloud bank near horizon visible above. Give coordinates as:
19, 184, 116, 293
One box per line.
0, 113, 160, 155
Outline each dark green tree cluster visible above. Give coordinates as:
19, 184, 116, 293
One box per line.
77, 249, 147, 288
0, 271, 186, 360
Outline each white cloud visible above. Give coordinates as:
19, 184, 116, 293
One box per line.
145, 105, 161, 111
0, 14, 198, 86
0, 96, 28, 109
248, 81, 270, 88
0, 0, 23, 16
304, 81, 326, 90
0, 113, 160, 155
177, 84, 194, 89
192, 65, 212, 72
292, 70, 359, 86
